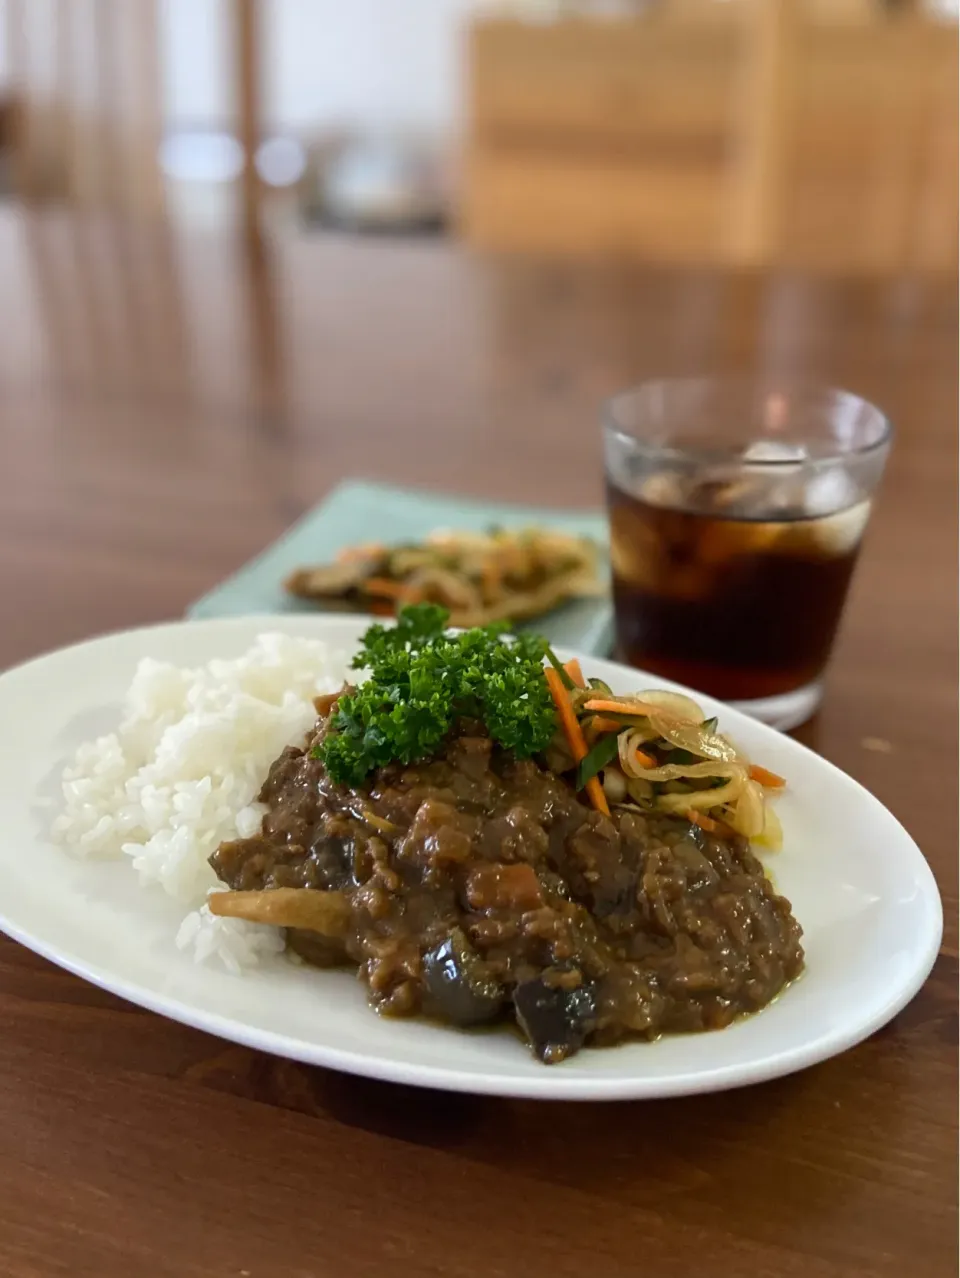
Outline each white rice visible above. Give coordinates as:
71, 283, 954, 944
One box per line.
53, 633, 350, 971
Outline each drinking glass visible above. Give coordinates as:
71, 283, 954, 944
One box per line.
603, 377, 892, 730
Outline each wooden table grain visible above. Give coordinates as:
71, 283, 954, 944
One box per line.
0, 209, 956, 1278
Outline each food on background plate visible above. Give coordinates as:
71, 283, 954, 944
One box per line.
54, 606, 801, 1064
285, 526, 604, 629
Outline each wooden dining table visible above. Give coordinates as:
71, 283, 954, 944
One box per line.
0, 206, 955, 1278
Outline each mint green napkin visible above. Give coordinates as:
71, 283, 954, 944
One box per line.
188, 479, 614, 655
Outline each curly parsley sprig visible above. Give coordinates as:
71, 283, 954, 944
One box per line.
315, 604, 556, 786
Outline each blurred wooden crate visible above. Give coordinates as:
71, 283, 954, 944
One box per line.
776, 12, 958, 272
460, 5, 958, 272
461, 8, 763, 264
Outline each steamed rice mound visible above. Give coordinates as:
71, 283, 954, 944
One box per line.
52, 633, 349, 970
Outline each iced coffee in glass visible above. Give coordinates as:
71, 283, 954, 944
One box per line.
604, 379, 891, 729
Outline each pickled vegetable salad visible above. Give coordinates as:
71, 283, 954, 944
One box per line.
317, 602, 785, 850
542, 661, 785, 848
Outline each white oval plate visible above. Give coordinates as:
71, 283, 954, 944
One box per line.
0, 616, 942, 1100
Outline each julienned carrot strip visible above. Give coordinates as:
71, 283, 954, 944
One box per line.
590, 716, 626, 734
563, 658, 585, 688
544, 666, 583, 751
544, 666, 610, 817
749, 764, 786, 789
688, 810, 738, 839
583, 698, 643, 714
583, 775, 610, 817
583, 698, 687, 721
688, 810, 720, 834
634, 747, 657, 769
364, 577, 420, 602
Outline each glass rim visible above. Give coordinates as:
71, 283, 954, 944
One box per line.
603, 376, 894, 470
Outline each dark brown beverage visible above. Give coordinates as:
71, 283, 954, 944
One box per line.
607, 478, 871, 702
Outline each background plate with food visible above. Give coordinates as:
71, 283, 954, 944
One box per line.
0, 614, 940, 1100
285, 525, 603, 630
188, 479, 614, 654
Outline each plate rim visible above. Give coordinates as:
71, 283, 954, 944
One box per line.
0, 613, 944, 1101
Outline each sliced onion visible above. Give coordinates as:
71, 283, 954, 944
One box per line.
753, 801, 783, 851
602, 767, 627, 803
621, 688, 743, 763
623, 759, 744, 784
635, 689, 704, 721
603, 716, 658, 741
726, 779, 766, 839
656, 772, 746, 813
648, 712, 743, 764
618, 729, 660, 777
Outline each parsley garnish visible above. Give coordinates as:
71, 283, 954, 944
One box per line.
315, 604, 556, 786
